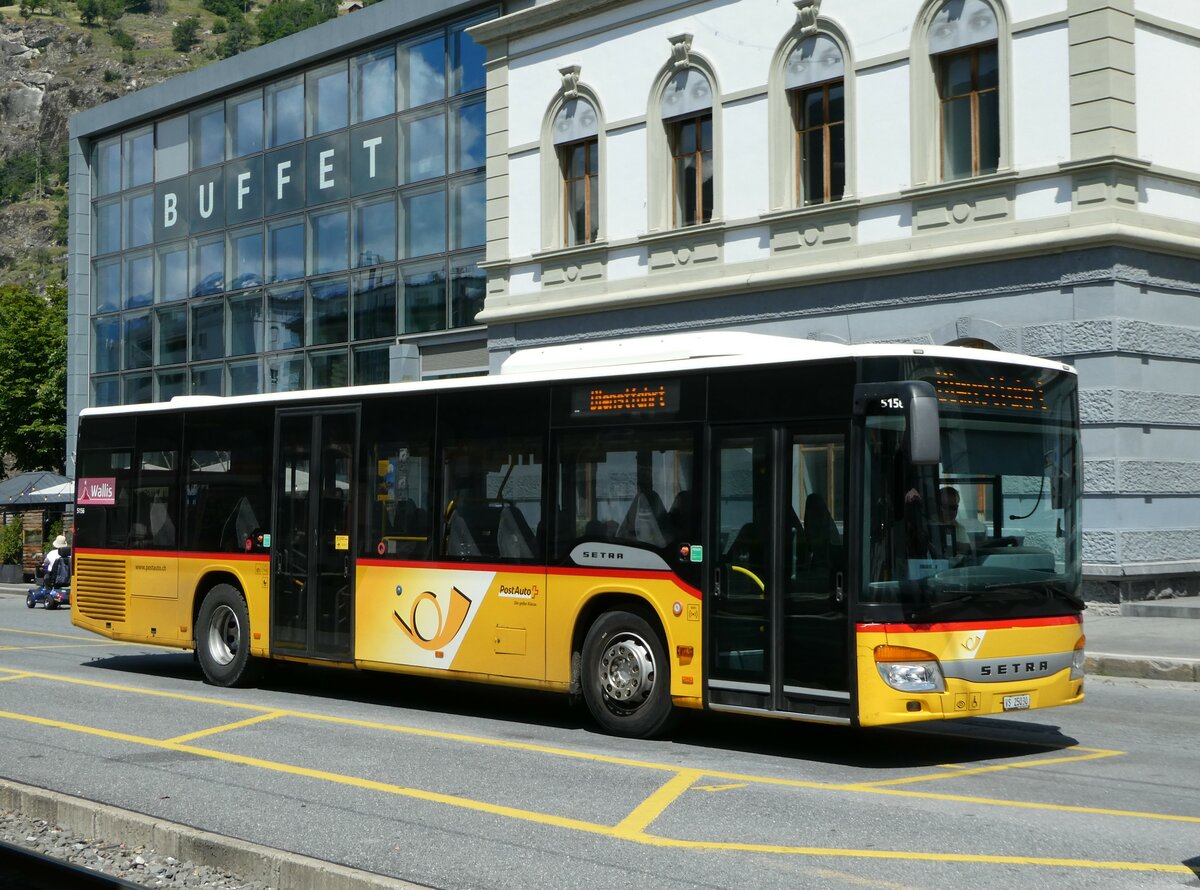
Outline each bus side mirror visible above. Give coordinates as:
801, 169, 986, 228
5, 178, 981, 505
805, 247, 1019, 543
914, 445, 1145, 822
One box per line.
854, 381, 941, 465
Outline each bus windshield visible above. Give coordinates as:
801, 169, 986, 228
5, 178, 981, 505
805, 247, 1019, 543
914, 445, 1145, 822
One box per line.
861, 361, 1082, 621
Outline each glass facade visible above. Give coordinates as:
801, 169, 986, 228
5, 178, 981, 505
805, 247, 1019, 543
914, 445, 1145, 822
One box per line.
89, 11, 493, 406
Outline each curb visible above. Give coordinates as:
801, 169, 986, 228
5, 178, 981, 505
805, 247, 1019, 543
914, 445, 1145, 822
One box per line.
1085, 653, 1200, 683
0, 779, 421, 890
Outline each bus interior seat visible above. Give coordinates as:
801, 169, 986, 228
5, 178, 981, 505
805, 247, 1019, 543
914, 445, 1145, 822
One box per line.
617, 489, 670, 548
497, 503, 536, 559
149, 499, 176, 546
445, 507, 481, 557
219, 496, 261, 551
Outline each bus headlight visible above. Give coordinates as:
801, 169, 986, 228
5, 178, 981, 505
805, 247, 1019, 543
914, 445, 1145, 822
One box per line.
874, 645, 945, 693
1070, 634, 1086, 680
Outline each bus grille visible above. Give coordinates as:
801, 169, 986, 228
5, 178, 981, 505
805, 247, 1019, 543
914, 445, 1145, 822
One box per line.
75, 555, 128, 623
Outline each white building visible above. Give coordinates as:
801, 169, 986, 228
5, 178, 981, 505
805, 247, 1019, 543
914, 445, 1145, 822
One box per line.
468, 0, 1200, 602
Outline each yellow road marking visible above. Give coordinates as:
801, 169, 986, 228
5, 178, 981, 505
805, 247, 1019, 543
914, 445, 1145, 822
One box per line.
0, 672, 33, 682
0, 667, 1195, 828
846, 747, 1124, 788
613, 770, 701, 837
0, 705, 1191, 875
696, 782, 748, 792
0, 626, 136, 643
165, 711, 286, 744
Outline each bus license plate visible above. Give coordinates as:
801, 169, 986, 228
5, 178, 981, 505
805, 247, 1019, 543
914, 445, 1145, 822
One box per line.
1003, 694, 1031, 711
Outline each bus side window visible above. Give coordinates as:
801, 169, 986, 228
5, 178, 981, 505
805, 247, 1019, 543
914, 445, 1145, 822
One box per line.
359, 397, 434, 561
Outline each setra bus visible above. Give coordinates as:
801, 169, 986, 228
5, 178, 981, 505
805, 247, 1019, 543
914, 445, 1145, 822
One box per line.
71, 332, 1085, 737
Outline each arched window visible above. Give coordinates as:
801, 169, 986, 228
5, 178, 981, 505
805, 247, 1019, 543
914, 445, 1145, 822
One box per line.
786, 35, 845, 205
928, 0, 1001, 180
661, 68, 714, 227
553, 98, 600, 246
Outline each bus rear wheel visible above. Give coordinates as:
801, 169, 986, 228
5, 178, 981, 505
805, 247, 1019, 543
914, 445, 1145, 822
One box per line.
196, 584, 261, 687
581, 609, 675, 738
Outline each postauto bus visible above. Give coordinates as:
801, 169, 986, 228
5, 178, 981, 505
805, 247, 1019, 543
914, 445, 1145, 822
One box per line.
72, 333, 1084, 737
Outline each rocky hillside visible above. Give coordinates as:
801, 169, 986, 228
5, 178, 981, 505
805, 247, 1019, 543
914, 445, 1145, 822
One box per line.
0, 0, 341, 290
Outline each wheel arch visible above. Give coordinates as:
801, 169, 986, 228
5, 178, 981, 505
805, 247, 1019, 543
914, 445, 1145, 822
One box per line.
569, 591, 668, 695
191, 571, 247, 645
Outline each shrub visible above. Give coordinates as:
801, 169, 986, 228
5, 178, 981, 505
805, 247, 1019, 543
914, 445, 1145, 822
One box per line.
172, 15, 200, 50
0, 518, 22, 566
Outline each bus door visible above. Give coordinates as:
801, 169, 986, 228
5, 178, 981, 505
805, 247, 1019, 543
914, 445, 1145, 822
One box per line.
272, 408, 357, 662
709, 427, 850, 722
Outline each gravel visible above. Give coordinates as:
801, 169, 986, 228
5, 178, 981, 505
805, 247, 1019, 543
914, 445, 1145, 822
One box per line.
1, 808, 275, 889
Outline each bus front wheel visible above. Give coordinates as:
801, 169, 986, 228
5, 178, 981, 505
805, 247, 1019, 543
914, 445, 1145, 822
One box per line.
196, 585, 261, 687
581, 609, 675, 738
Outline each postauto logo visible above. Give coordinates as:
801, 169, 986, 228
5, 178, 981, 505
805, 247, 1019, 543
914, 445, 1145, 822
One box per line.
393, 585, 472, 651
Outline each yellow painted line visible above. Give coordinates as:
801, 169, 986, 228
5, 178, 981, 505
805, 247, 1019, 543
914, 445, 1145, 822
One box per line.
0, 626, 134, 643
165, 711, 286, 744
612, 770, 701, 837
846, 747, 1124, 788
0, 672, 33, 682
0, 705, 1192, 875
696, 782, 749, 792
1, 668, 1194, 828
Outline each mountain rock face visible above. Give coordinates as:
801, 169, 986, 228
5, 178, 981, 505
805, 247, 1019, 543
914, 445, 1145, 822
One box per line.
0, 17, 196, 284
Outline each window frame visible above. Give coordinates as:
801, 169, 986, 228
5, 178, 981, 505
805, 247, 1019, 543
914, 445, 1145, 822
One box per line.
936, 43, 999, 181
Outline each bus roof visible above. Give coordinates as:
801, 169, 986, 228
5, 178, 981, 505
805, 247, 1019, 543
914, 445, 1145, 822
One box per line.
79, 332, 1075, 418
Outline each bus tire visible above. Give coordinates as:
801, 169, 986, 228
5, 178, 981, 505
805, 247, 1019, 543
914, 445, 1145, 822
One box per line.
196, 584, 261, 688
581, 609, 675, 738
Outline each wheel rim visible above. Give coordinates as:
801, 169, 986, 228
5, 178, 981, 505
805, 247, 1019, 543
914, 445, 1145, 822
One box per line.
206, 604, 241, 666
597, 631, 656, 712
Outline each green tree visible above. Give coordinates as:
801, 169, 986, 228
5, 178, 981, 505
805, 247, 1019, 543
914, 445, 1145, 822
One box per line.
77, 0, 99, 24
172, 15, 199, 51
0, 284, 66, 472
218, 14, 253, 57
0, 518, 22, 566
98, 0, 122, 26
255, 0, 334, 44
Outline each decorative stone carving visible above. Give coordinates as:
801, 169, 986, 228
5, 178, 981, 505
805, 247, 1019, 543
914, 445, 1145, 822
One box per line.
559, 64, 581, 100
668, 33, 693, 70
794, 0, 821, 37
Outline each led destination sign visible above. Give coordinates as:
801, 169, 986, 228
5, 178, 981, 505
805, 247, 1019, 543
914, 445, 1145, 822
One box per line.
933, 370, 1048, 412
571, 381, 681, 418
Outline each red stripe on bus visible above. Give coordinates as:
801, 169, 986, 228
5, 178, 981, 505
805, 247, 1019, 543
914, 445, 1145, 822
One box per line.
74, 548, 269, 563
857, 614, 1082, 634
357, 558, 702, 599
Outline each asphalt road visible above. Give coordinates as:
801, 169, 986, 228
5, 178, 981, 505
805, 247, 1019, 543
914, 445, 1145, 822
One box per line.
1, 596, 1198, 890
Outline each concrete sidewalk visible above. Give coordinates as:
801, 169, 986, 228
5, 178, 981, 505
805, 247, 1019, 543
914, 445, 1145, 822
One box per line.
2, 584, 1197, 681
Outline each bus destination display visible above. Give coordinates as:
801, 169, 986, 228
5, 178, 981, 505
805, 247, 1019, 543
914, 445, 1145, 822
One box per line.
933, 369, 1048, 413
571, 381, 680, 417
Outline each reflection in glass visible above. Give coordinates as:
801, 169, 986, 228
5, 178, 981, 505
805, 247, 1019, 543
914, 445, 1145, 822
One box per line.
124, 313, 153, 370
93, 376, 120, 407
95, 201, 121, 255
353, 266, 396, 340
450, 21, 485, 95
93, 258, 121, 314
451, 99, 485, 172
229, 359, 261, 395
450, 175, 485, 250
267, 77, 305, 147
267, 285, 304, 351
354, 197, 396, 267
309, 63, 348, 136
157, 306, 187, 365
191, 364, 224, 396
266, 353, 304, 392
309, 277, 349, 345
310, 349, 349, 389
95, 138, 121, 196
353, 48, 396, 123
192, 236, 225, 296
190, 300, 225, 362
229, 291, 264, 356
450, 256, 485, 328
268, 218, 305, 282
354, 344, 390, 384
124, 373, 153, 404
399, 34, 444, 109
401, 186, 445, 258
401, 261, 445, 333
310, 207, 349, 274
124, 130, 154, 189
124, 252, 153, 308
93, 317, 120, 373
192, 105, 225, 168
124, 192, 154, 249
155, 115, 189, 182
157, 369, 187, 401
157, 244, 189, 302
229, 227, 264, 290
399, 111, 445, 183
229, 92, 264, 158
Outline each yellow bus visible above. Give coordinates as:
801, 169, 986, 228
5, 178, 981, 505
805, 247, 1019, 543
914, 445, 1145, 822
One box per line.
72, 332, 1084, 737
